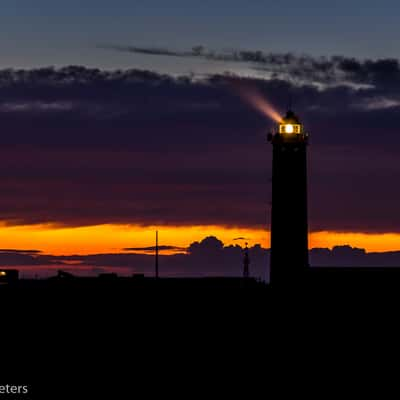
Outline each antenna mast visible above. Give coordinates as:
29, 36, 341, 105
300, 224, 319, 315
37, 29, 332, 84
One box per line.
243, 242, 250, 278
155, 230, 159, 279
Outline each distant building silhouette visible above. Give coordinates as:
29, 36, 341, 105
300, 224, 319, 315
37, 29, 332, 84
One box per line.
0, 269, 19, 283
268, 110, 309, 286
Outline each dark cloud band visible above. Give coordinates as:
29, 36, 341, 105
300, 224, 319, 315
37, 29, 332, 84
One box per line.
99, 44, 400, 87
3, 237, 400, 281
0, 64, 396, 231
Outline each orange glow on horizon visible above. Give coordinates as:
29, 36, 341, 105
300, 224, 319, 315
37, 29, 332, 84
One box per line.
309, 231, 400, 253
0, 223, 397, 255
0, 224, 267, 256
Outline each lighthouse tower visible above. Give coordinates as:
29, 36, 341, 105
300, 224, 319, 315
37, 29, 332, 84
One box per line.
268, 110, 309, 286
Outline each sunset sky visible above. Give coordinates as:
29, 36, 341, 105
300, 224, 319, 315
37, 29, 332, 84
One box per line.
0, 224, 400, 256
0, 1, 400, 276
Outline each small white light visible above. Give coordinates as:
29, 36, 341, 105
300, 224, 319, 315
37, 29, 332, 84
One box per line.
285, 124, 294, 134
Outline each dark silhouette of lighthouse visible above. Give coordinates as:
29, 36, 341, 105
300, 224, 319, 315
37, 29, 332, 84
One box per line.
268, 110, 309, 286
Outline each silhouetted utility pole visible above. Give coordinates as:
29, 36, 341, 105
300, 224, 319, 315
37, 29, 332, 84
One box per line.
155, 230, 159, 279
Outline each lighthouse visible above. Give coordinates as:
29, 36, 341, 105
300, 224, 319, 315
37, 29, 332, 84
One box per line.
268, 110, 309, 286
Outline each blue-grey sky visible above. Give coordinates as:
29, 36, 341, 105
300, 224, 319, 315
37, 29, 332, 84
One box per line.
0, 0, 399, 70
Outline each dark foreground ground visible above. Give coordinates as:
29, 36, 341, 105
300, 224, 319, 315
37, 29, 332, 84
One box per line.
1, 276, 271, 396
2, 273, 400, 397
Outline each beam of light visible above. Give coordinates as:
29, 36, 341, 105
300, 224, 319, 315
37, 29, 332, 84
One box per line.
231, 83, 282, 123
